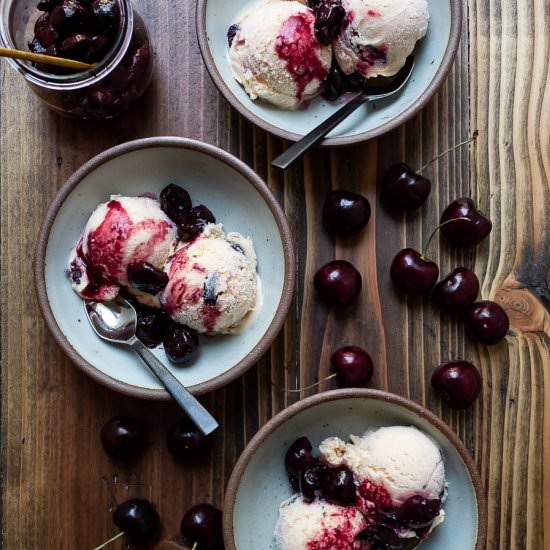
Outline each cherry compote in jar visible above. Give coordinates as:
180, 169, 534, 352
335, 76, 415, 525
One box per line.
0, 0, 153, 119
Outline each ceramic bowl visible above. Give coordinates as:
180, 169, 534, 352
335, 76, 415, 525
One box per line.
35, 137, 295, 399
197, 0, 462, 146
224, 389, 487, 550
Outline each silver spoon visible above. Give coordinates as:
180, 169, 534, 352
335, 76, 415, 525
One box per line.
272, 56, 415, 171
85, 296, 219, 436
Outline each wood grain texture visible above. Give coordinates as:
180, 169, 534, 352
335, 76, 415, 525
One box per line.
1, 0, 548, 549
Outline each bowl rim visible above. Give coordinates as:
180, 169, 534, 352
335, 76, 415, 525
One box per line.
34, 136, 296, 400
196, 0, 463, 147
223, 388, 488, 550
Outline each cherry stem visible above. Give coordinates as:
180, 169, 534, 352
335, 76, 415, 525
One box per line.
91, 531, 125, 550
416, 131, 479, 174
271, 373, 338, 393
422, 217, 471, 258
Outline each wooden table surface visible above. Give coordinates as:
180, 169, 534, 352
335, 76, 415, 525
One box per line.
1, 1, 549, 549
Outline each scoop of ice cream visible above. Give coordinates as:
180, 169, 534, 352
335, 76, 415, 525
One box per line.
319, 426, 445, 507
334, 0, 429, 78
228, 0, 332, 109
68, 195, 177, 302
161, 224, 258, 334
275, 494, 368, 550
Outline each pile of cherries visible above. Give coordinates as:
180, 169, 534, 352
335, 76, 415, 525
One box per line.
285, 437, 443, 549
312, 135, 509, 410
96, 415, 223, 549
126, 184, 217, 363
30, 0, 121, 69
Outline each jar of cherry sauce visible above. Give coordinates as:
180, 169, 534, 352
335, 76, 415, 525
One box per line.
0, 0, 153, 119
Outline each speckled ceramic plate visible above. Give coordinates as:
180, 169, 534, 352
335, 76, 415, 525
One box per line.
34, 137, 295, 399
224, 389, 486, 550
197, 0, 462, 146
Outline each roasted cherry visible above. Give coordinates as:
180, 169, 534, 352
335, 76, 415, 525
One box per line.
431, 361, 482, 409
323, 190, 371, 235
37, 0, 62, 11
433, 268, 479, 311
390, 249, 439, 295
34, 13, 58, 47
300, 462, 327, 502
162, 322, 199, 363
127, 261, 169, 295
320, 466, 357, 505
381, 163, 431, 210
167, 417, 212, 461
61, 32, 92, 61
440, 198, 492, 247
321, 63, 345, 101
227, 24, 240, 47
178, 205, 217, 242
314, 260, 362, 307
464, 301, 509, 345
398, 496, 441, 528
113, 499, 160, 546
91, 0, 119, 33
159, 183, 192, 224
285, 437, 315, 479
132, 302, 169, 348
29, 37, 48, 54
50, 0, 89, 34
180, 504, 223, 550
356, 524, 406, 548
313, 2, 346, 45
100, 416, 147, 461
330, 346, 373, 388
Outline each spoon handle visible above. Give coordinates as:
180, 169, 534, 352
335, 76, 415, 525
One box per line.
271, 92, 368, 171
130, 339, 219, 436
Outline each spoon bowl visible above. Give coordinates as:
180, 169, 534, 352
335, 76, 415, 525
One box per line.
86, 299, 137, 343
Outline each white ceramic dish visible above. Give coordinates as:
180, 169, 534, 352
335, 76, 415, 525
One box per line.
197, 0, 462, 146
224, 389, 487, 550
35, 137, 295, 399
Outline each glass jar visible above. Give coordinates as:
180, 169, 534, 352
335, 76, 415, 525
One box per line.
0, 0, 154, 119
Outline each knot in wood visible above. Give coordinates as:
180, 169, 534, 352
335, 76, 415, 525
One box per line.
494, 285, 547, 334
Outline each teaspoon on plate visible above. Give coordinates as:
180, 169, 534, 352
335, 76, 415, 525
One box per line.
85, 296, 219, 436
272, 56, 415, 171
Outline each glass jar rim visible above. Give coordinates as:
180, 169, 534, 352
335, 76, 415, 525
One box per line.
0, 0, 134, 90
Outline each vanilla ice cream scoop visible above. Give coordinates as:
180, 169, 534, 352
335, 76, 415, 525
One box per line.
275, 495, 368, 550
228, 0, 332, 109
161, 224, 258, 334
319, 426, 445, 507
68, 195, 177, 302
334, 0, 429, 78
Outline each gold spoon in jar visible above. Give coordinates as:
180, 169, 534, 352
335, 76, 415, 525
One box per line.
0, 46, 94, 70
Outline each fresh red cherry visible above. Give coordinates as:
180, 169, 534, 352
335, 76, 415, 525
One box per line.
381, 135, 478, 211
440, 198, 492, 247
431, 361, 482, 409
100, 416, 147, 461
464, 301, 509, 345
323, 190, 371, 235
398, 496, 441, 528
167, 417, 212, 461
330, 346, 373, 388
314, 260, 362, 307
381, 163, 431, 210
180, 504, 223, 550
113, 499, 160, 546
320, 466, 356, 505
162, 322, 199, 363
390, 249, 439, 295
433, 268, 479, 311
285, 437, 315, 480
